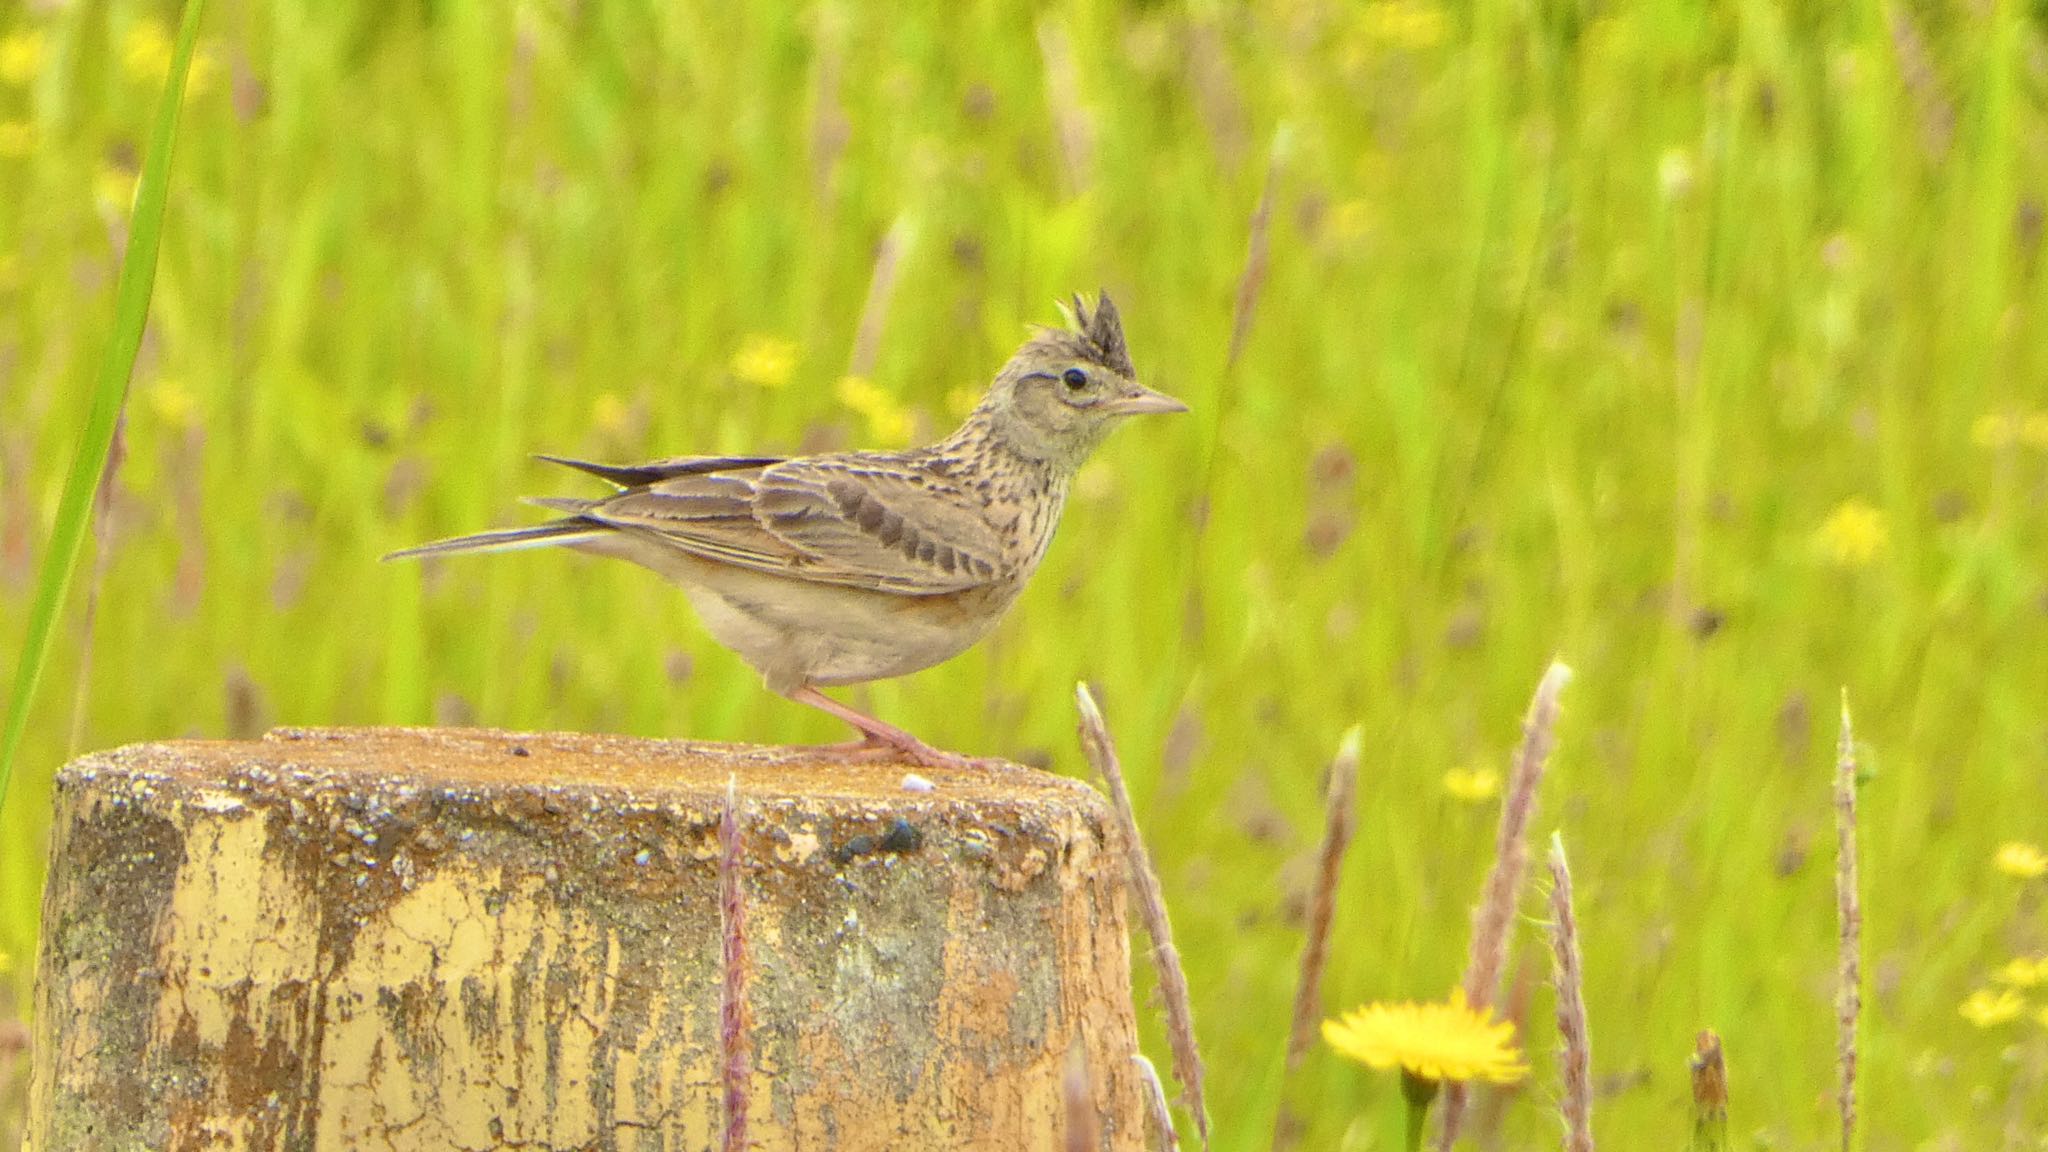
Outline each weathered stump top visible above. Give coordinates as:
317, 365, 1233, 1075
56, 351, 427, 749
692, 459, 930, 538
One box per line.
67, 723, 1103, 809
32, 726, 1146, 1151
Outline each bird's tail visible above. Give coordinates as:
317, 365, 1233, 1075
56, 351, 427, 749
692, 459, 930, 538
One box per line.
383, 519, 603, 562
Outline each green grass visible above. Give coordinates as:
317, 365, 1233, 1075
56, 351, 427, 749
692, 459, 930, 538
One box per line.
4, 0, 2048, 1146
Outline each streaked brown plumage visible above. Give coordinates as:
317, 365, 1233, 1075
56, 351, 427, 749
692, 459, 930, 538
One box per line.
388, 292, 1185, 768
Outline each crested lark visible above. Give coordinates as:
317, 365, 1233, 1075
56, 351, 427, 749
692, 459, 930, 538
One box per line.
389, 292, 1185, 769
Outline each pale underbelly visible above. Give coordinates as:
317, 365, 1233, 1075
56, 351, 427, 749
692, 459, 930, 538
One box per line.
581, 535, 1019, 691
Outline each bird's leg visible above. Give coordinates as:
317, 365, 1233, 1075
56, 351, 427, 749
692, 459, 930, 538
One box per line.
786, 684, 986, 772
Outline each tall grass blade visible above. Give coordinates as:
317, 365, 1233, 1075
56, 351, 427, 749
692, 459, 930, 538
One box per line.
0, 0, 208, 814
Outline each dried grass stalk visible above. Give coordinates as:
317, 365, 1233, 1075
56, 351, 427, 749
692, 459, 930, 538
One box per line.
1227, 128, 1286, 370
1546, 832, 1593, 1152
1834, 692, 1860, 1152
1690, 1031, 1728, 1152
1440, 660, 1573, 1150
1035, 19, 1095, 196
1076, 683, 1209, 1150
848, 212, 916, 378
1134, 1054, 1181, 1152
1270, 727, 1362, 1151
719, 775, 751, 1152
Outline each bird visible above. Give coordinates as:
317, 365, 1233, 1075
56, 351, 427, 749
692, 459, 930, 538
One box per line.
387, 292, 1186, 770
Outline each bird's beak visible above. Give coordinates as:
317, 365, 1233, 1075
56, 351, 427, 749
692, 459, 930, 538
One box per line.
1102, 385, 1190, 416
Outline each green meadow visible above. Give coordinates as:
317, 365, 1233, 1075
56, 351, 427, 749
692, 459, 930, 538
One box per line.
5, 0, 2048, 1146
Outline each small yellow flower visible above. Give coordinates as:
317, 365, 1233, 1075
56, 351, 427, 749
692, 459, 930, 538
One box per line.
835, 375, 912, 444
0, 28, 44, 86
1441, 765, 1501, 804
730, 334, 798, 389
120, 21, 218, 97
1353, 0, 1447, 51
1959, 987, 2025, 1028
1814, 499, 1887, 568
2021, 413, 2048, 451
1994, 956, 2047, 988
0, 119, 32, 158
94, 165, 137, 213
1326, 199, 1372, 247
186, 48, 219, 97
146, 379, 198, 427
590, 391, 633, 438
1322, 988, 1528, 1084
1972, 413, 2018, 449
1995, 841, 2048, 880
122, 19, 172, 84
1658, 149, 1696, 202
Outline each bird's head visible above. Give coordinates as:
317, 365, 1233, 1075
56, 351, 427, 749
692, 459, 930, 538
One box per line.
972, 291, 1187, 469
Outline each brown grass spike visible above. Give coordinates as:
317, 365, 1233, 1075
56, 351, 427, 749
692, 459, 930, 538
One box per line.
1834, 691, 1861, 1152
1690, 1031, 1728, 1152
1076, 682, 1209, 1150
1439, 659, 1573, 1150
1546, 832, 1593, 1152
1270, 726, 1362, 1151
719, 774, 751, 1152
1226, 127, 1287, 371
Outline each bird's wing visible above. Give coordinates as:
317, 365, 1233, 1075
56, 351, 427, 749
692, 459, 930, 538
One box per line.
578, 457, 1005, 595
538, 453, 785, 488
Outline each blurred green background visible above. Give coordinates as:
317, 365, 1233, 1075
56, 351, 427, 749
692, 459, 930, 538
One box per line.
5, 0, 2048, 1146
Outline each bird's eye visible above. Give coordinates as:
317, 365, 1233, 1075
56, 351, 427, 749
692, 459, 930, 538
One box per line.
1062, 368, 1089, 390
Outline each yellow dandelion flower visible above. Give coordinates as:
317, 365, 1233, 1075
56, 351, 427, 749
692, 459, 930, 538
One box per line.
0, 119, 32, 158
94, 165, 136, 214
146, 379, 198, 427
730, 334, 798, 389
1994, 956, 2047, 989
1441, 765, 1501, 804
1972, 413, 2018, 449
1959, 987, 2025, 1028
122, 19, 172, 84
2021, 412, 2048, 451
1322, 989, 1528, 1085
1814, 499, 1886, 568
0, 28, 44, 86
1995, 841, 2048, 880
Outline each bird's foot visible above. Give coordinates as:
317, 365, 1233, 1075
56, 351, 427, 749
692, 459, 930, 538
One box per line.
812, 732, 1014, 774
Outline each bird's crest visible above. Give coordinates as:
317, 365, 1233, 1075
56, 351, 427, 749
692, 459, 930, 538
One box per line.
1054, 289, 1134, 377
